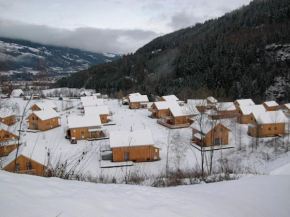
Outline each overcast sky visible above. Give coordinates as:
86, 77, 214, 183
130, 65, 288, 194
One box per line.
0, 0, 252, 54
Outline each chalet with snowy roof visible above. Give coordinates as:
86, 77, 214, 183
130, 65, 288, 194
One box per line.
80, 96, 104, 108
190, 119, 230, 147
0, 108, 16, 126
248, 110, 288, 137
109, 130, 160, 162
32, 94, 40, 100
1, 141, 48, 176
66, 115, 108, 140
149, 101, 170, 118
187, 99, 208, 113
30, 101, 57, 112
157, 101, 197, 129
280, 103, 290, 114
206, 96, 218, 109
28, 109, 60, 131
11, 89, 24, 98
263, 101, 279, 111
84, 106, 111, 124
159, 95, 184, 106
237, 105, 266, 124
129, 94, 149, 109
0, 123, 19, 157
234, 99, 255, 109
209, 102, 237, 119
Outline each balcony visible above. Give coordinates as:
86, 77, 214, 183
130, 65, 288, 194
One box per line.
157, 120, 190, 129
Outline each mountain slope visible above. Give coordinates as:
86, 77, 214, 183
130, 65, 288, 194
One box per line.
57, 0, 290, 102
0, 37, 122, 81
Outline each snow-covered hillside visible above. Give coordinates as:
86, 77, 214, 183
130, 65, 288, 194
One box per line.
0, 38, 122, 79
0, 170, 289, 217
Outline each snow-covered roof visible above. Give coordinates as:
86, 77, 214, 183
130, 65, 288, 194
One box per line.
264, 101, 279, 107
187, 99, 207, 106
190, 119, 220, 134
283, 103, 290, 109
32, 108, 60, 121
235, 99, 255, 106
67, 115, 102, 129
153, 101, 170, 110
162, 95, 179, 101
1, 141, 48, 169
240, 105, 266, 115
0, 107, 15, 118
31, 101, 57, 110
0, 122, 9, 131
207, 96, 217, 104
84, 106, 109, 116
128, 93, 141, 97
93, 93, 101, 96
81, 97, 104, 107
129, 95, 149, 103
252, 110, 288, 124
216, 102, 236, 111
11, 89, 24, 97
110, 130, 154, 148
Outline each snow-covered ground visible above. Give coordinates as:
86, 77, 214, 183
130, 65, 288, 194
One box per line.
0, 170, 289, 217
1, 96, 290, 179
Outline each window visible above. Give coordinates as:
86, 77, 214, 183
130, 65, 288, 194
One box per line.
16, 163, 20, 171
36, 117, 39, 120
81, 131, 85, 135
26, 162, 32, 170
5, 134, 9, 139
220, 128, 223, 132
214, 129, 217, 133
32, 117, 34, 120
274, 127, 277, 131
268, 127, 271, 131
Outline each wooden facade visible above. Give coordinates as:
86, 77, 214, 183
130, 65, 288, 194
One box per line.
0, 115, 16, 126
192, 124, 230, 147
0, 144, 20, 157
236, 107, 254, 124
149, 103, 169, 118
129, 102, 148, 109
210, 110, 237, 120
2, 155, 46, 176
112, 145, 160, 162
0, 129, 18, 141
28, 113, 60, 131
280, 104, 290, 114
100, 114, 108, 124
67, 127, 106, 140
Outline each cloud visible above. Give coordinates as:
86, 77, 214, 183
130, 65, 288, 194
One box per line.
0, 19, 159, 54
169, 12, 202, 30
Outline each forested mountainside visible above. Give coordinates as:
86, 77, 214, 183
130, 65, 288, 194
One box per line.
57, 0, 290, 102
0, 37, 121, 80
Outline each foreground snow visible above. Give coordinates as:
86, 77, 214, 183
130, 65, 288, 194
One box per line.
0, 171, 289, 217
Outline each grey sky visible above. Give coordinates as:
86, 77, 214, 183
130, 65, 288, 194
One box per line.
0, 0, 252, 54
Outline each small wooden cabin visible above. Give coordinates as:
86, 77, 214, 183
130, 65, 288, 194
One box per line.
248, 111, 288, 137
191, 120, 230, 147
210, 102, 237, 119
30, 102, 57, 112
263, 101, 279, 111
149, 101, 170, 118
2, 142, 47, 176
11, 89, 24, 98
280, 103, 290, 114
28, 109, 60, 131
84, 105, 111, 124
66, 115, 108, 140
237, 105, 266, 124
110, 130, 160, 162
234, 99, 255, 109
0, 108, 16, 126
0, 123, 19, 156
129, 95, 149, 109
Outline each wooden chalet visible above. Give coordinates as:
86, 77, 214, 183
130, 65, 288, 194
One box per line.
187, 99, 208, 113
11, 89, 24, 98
159, 95, 184, 106
109, 130, 160, 162
30, 101, 57, 112
157, 101, 198, 129
66, 115, 108, 140
0, 108, 16, 126
1, 141, 47, 176
234, 99, 255, 109
190, 119, 230, 147
28, 108, 60, 131
149, 101, 170, 118
129, 94, 149, 109
237, 105, 266, 124
84, 105, 112, 124
263, 101, 279, 111
280, 103, 290, 114
209, 102, 237, 119
248, 110, 288, 137
0, 123, 19, 157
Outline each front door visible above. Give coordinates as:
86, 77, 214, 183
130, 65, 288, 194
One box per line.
124, 152, 129, 161
214, 138, 221, 146
34, 123, 39, 130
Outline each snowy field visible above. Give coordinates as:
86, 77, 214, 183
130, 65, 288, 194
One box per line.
0, 170, 290, 217
1, 96, 290, 179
